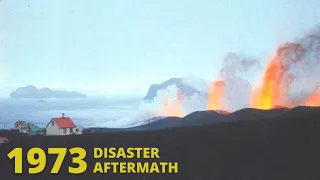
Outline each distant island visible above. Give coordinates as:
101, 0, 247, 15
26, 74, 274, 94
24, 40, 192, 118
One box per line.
10, 85, 87, 98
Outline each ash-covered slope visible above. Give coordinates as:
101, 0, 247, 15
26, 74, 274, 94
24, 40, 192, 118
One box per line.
130, 107, 291, 131
1, 107, 320, 180
85, 106, 293, 133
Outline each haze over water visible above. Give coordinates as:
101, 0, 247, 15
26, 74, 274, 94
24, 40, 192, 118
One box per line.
0, 97, 141, 129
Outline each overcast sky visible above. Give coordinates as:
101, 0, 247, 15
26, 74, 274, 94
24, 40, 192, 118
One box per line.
0, 0, 320, 96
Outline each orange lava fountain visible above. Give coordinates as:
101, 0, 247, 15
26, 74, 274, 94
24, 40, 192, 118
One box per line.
250, 44, 302, 109
207, 81, 225, 110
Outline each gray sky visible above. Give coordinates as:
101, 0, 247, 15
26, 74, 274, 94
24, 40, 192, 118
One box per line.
0, 0, 320, 96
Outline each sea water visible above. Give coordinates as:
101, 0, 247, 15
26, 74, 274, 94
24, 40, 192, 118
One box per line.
0, 96, 141, 129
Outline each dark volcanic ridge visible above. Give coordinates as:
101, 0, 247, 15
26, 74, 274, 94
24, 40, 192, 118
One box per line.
1, 106, 320, 180
85, 106, 319, 133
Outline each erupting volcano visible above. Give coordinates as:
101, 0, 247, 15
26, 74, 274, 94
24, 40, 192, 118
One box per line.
250, 27, 320, 109
148, 26, 320, 119
250, 44, 300, 109
207, 81, 225, 111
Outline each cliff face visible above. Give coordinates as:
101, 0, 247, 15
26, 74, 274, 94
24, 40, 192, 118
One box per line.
10, 85, 87, 98
143, 78, 205, 101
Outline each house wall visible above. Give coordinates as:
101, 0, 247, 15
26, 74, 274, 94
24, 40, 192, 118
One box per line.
46, 120, 77, 136
62, 127, 76, 135
46, 120, 63, 136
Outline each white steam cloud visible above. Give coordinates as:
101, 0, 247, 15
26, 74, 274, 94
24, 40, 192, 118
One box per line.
219, 53, 260, 111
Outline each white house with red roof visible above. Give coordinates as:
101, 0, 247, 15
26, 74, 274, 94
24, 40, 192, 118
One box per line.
46, 113, 80, 136
0, 137, 9, 144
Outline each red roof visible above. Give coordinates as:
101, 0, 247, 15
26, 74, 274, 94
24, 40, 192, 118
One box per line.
52, 117, 76, 128
0, 137, 7, 141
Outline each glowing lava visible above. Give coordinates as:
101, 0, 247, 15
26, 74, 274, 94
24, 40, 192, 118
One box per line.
207, 81, 225, 110
251, 44, 302, 109
214, 110, 230, 114
272, 105, 290, 110
251, 59, 282, 109
304, 90, 320, 107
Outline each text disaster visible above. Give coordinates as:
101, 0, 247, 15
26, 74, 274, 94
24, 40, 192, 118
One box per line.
93, 147, 179, 174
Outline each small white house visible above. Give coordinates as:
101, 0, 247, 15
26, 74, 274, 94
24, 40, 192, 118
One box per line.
46, 114, 81, 136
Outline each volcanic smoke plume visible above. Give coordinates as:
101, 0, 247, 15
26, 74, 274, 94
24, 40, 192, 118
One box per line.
251, 26, 320, 109
207, 53, 260, 112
